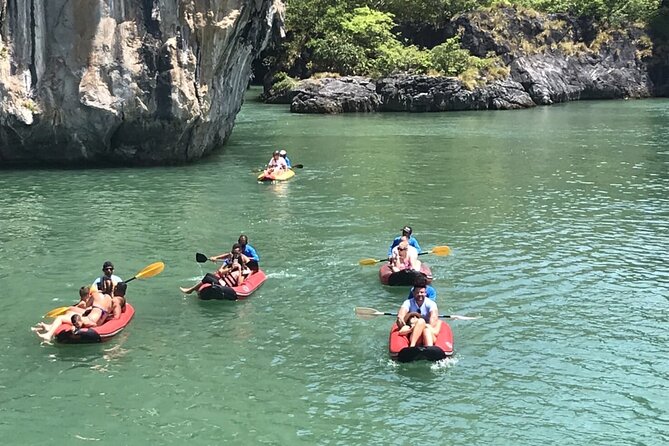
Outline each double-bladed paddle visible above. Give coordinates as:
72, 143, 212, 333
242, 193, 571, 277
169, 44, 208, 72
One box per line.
354, 306, 479, 321
43, 261, 165, 318
253, 164, 303, 173
358, 245, 451, 266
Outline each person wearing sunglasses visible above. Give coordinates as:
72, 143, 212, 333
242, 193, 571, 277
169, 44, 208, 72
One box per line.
387, 225, 422, 259
389, 240, 422, 273
91, 261, 123, 295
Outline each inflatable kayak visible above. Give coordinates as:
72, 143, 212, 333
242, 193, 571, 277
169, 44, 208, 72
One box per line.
257, 169, 295, 182
388, 320, 454, 362
197, 269, 267, 300
379, 263, 433, 286
54, 304, 135, 344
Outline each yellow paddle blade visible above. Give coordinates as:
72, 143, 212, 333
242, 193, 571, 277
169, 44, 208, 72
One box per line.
133, 261, 165, 280
358, 258, 381, 266
43, 306, 70, 318
431, 245, 451, 256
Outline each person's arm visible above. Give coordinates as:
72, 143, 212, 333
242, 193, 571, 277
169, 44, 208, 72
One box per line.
428, 304, 439, 328
247, 246, 259, 261
411, 238, 422, 253
396, 302, 409, 329
210, 252, 231, 262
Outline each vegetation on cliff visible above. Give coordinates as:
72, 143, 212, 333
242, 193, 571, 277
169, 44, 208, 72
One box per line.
261, 0, 664, 90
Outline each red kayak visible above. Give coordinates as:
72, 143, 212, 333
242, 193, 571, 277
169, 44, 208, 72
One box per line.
54, 304, 135, 343
197, 269, 267, 300
379, 263, 433, 286
388, 320, 453, 362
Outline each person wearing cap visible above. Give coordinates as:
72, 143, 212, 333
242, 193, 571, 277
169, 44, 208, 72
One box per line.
91, 261, 123, 294
388, 226, 422, 258
396, 281, 442, 347
279, 149, 292, 168
263, 150, 288, 176
388, 239, 422, 273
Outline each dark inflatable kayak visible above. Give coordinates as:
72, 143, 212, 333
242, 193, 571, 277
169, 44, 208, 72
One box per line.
54, 304, 135, 344
197, 269, 267, 300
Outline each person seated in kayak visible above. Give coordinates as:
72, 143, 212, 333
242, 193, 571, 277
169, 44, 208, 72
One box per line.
407, 275, 437, 301
237, 234, 260, 271
389, 240, 422, 273
279, 149, 292, 168
391, 235, 419, 263
396, 282, 442, 348
388, 226, 422, 258
180, 244, 251, 294
110, 282, 128, 320
263, 150, 288, 176
32, 286, 92, 333
214, 243, 251, 286
91, 261, 122, 295
33, 289, 112, 342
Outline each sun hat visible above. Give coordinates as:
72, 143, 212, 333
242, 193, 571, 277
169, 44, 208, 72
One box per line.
279, 149, 287, 156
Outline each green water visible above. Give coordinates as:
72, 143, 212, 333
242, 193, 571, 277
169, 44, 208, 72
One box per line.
1, 93, 668, 445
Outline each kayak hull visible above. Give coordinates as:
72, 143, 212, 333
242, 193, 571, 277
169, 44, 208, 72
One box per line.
257, 169, 295, 182
379, 263, 433, 286
197, 269, 267, 300
54, 304, 135, 344
388, 320, 453, 362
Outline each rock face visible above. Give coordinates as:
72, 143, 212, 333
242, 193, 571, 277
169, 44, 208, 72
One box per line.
278, 6, 667, 114
291, 77, 380, 113
0, 0, 281, 166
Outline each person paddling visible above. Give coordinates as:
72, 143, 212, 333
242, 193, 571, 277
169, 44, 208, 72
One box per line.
91, 261, 122, 295
263, 150, 288, 177
236, 234, 260, 271
279, 149, 292, 168
388, 226, 422, 258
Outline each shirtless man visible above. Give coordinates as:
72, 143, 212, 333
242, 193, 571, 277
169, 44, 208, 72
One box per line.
34, 289, 112, 342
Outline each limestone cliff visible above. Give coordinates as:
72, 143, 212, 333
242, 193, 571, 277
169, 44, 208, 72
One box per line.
0, 0, 282, 166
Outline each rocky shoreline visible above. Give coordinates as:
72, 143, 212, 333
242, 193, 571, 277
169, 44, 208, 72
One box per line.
264, 7, 668, 114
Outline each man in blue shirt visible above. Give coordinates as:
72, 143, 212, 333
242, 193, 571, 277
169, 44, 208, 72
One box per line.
279, 150, 292, 168
238, 234, 260, 270
388, 226, 421, 257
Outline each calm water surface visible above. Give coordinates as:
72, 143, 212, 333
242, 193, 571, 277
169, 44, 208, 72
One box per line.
1, 93, 668, 445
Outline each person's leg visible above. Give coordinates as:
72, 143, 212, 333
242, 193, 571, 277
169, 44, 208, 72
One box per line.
179, 282, 201, 294
36, 315, 69, 342
409, 319, 426, 347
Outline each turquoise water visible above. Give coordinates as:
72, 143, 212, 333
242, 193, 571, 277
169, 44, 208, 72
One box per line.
1, 94, 667, 444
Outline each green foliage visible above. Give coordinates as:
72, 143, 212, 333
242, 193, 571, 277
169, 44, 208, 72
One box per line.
509, 0, 661, 22
309, 6, 432, 76
381, 0, 491, 27
270, 72, 298, 93
430, 37, 472, 76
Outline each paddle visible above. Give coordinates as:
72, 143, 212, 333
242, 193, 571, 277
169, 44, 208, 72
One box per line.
358, 245, 451, 266
196, 252, 218, 263
43, 261, 165, 318
354, 306, 479, 321
253, 164, 303, 173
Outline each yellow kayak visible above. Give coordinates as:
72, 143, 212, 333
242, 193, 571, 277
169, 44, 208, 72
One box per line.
257, 169, 295, 182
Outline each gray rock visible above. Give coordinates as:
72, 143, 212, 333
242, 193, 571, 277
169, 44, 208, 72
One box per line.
290, 77, 381, 113
0, 0, 281, 166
